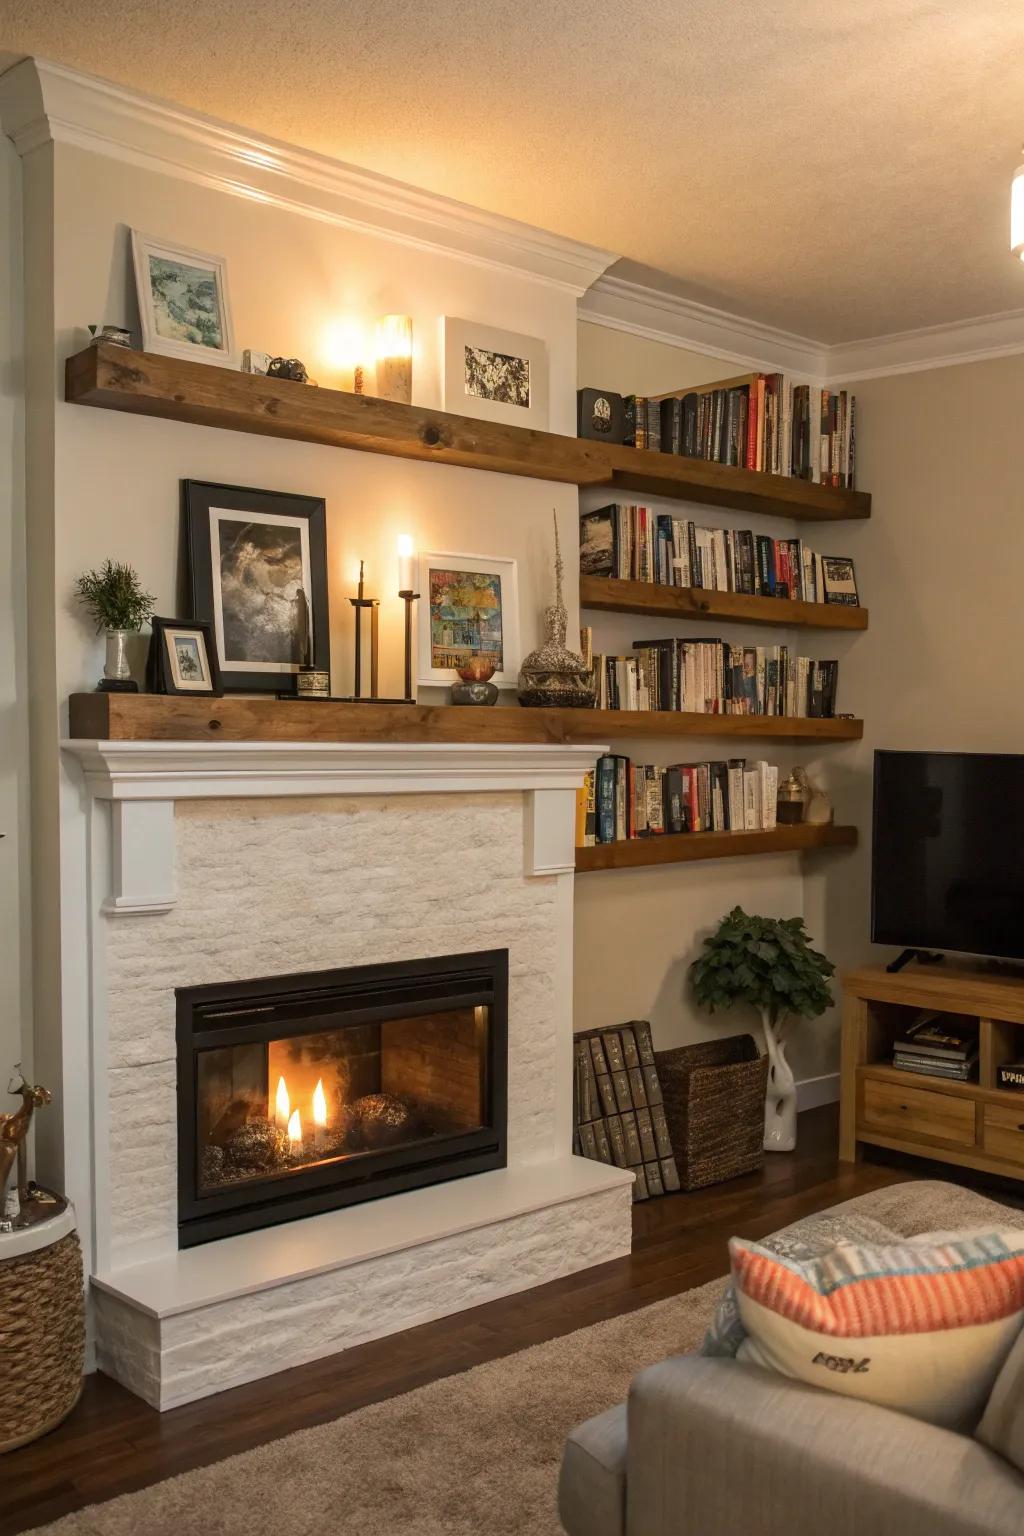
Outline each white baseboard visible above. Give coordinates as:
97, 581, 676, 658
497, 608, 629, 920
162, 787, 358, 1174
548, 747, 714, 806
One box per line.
796, 1072, 840, 1112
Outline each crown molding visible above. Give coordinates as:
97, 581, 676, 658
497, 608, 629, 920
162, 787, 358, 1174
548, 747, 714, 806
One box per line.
579, 273, 828, 379
0, 57, 615, 295
580, 273, 1024, 383
825, 307, 1024, 382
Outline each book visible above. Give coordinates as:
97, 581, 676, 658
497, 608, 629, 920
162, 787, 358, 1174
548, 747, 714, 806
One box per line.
894, 1012, 978, 1061
996, 1061, 1024, 1091
580, 506, 859, 608
576, 754, 793, 845
572, 1024, 680, 1199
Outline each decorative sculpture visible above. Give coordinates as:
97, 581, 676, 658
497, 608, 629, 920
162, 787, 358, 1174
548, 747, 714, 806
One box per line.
0, 1067, 52, 1213
517, 513, 596, 708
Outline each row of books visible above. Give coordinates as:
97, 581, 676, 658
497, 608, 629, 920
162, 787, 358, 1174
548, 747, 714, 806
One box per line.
580, 631, 840, 718
624, 374, 856, 487
573, 1023, 680, 1202
892, 1012, 978, 1082
579, 504, 859, 606
576, 756, 780, 845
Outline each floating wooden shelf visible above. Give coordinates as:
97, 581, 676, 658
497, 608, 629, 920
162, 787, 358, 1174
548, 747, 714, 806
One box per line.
579, 575, 868, 632
68, 694, 864, 745
594, 441, 870, 522
575, 823, 857, 871
65, 344, 871, 521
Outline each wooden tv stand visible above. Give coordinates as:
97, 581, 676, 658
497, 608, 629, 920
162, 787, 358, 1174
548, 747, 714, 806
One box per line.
840, 964, 1024, 1181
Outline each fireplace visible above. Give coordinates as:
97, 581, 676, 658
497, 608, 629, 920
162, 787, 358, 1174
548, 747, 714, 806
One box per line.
176, 950, 508, 1247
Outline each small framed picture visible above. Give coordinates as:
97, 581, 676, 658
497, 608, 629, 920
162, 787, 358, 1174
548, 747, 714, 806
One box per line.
183, 481, 329, 694
147, 617, 222, 696
821, 556, 860, 606
440, 318, 548, 430
417, 551, 520, 689
131, 231, 235, 366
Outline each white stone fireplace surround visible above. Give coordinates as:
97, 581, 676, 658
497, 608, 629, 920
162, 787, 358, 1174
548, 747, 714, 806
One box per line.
61, 739, 633, 1409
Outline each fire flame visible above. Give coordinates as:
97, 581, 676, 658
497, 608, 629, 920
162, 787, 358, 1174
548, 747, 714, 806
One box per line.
274, 1076, 290, 1124
287, 1108, 302, 1146
313, 1078, 328, 1128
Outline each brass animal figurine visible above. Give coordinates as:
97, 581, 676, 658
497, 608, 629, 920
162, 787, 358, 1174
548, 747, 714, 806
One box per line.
0, 1067, 52, 1206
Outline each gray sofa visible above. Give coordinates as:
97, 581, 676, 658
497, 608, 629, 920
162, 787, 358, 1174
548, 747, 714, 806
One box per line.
559, 1182, 1024, 1536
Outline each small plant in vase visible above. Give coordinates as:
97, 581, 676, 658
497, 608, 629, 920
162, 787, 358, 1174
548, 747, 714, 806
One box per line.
689, 907, 835, 1152
74, 560, 154, 693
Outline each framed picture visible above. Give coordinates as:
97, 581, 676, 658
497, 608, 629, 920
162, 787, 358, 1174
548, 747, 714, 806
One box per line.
821, 556, 860, 606
131, 231, 235, 366
417, 551, 520, 689
183, 481, 329, 693
147, 617, 222, 696
440, 318, 548, 430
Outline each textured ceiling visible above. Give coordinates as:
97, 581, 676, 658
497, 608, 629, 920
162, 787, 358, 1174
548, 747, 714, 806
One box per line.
4, 0, 1024, 342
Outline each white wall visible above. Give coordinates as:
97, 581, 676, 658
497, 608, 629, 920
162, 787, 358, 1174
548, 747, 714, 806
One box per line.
0, 135, 30, 1083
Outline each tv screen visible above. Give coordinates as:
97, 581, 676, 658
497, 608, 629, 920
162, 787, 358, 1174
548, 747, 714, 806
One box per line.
872, 750, 1024, 961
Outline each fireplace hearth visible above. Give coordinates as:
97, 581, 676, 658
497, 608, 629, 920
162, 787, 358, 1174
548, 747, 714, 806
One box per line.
177, 950, 508, 1246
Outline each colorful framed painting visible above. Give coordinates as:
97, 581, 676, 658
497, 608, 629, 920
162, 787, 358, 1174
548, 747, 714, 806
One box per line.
131, 231, 236, 366
416, 551, 520, 689
182, 480, 329, 693
440, 318, 548, 430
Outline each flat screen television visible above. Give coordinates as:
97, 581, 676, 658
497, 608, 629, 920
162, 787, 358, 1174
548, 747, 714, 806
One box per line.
872, 750, 1024, 962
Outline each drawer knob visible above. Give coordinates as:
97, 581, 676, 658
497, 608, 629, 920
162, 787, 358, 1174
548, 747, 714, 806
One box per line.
1017, 1123, 1024, 1133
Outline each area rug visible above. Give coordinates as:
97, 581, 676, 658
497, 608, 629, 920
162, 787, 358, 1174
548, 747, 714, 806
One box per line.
36, 1181, 1020, 1536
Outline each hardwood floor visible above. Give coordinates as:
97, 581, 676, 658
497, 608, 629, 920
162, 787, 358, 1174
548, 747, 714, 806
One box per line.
0, 1107, 1000, 1535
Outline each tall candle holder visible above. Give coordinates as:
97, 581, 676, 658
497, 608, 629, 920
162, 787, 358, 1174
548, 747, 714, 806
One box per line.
397, 534, 419, 703
348, 560, 379, 699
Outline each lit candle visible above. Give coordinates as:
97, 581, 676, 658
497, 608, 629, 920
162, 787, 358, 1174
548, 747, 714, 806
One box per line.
375, 314, 413, 403
312, 1077, 328, 1152
287, 1107, 303, 1153
274, 1076, 290, 1131
397, 534, 416, 595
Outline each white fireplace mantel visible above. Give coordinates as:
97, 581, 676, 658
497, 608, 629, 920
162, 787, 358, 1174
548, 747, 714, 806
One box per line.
62, 738, 606, 914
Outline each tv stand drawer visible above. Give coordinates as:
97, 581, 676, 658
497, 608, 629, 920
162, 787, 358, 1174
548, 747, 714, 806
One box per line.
861, 1076, 976, 1147
982, 1103, 1024, 1166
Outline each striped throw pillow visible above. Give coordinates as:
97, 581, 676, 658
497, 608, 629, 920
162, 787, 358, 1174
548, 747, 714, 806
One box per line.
731, 1228, 1024, 1430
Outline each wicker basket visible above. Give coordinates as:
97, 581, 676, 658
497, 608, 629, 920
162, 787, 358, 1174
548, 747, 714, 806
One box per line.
0, 1208, 85, 1454
654, 1035, 768, 1192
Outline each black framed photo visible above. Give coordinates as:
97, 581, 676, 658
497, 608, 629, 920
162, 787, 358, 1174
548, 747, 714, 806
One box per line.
183, 481, 329, 693
821, 555, 860, 606
147, 616, 222, 696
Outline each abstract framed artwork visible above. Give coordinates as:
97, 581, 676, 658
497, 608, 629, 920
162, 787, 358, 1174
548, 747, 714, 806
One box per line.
416, 551, 520, 689
131, 231, 236, 366
182, 480, 329, 694
439, 318, 548, 430
147, 617, 222, 696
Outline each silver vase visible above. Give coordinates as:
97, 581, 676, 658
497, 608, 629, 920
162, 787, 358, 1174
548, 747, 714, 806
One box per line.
99, 629, 138, 693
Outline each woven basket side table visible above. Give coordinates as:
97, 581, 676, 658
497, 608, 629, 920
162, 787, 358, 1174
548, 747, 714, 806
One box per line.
0, 1202, 85, 1454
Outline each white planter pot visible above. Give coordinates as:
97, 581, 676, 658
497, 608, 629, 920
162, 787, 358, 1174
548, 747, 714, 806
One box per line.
760, 1007, 797, 1152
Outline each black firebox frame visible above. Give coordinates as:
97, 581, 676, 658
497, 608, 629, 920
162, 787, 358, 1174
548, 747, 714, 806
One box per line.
176, 950, 508, 1247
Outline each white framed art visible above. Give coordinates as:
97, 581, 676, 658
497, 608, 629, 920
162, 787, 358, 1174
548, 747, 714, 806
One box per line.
417, 551, 521, 689
440, 317, 548, 429
131, 231, 236, 366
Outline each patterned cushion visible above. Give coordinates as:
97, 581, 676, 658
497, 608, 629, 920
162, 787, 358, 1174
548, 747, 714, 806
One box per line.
702, 1208, 899, 1358
731, 1228, 1024, 1431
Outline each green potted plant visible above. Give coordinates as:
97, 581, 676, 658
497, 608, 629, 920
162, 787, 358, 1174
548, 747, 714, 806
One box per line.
74, 561, 154, 693
689, 906, 835, 1151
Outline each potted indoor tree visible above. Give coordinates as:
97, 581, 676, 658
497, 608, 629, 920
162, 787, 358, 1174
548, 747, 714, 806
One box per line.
689, 906, 835, 1151
74, 560, 154, 692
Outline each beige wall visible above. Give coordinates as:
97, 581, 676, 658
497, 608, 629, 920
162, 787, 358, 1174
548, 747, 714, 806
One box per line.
0, 137, 31, 1084
578, 321, 741, 396
804, 354, 1024, 1014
